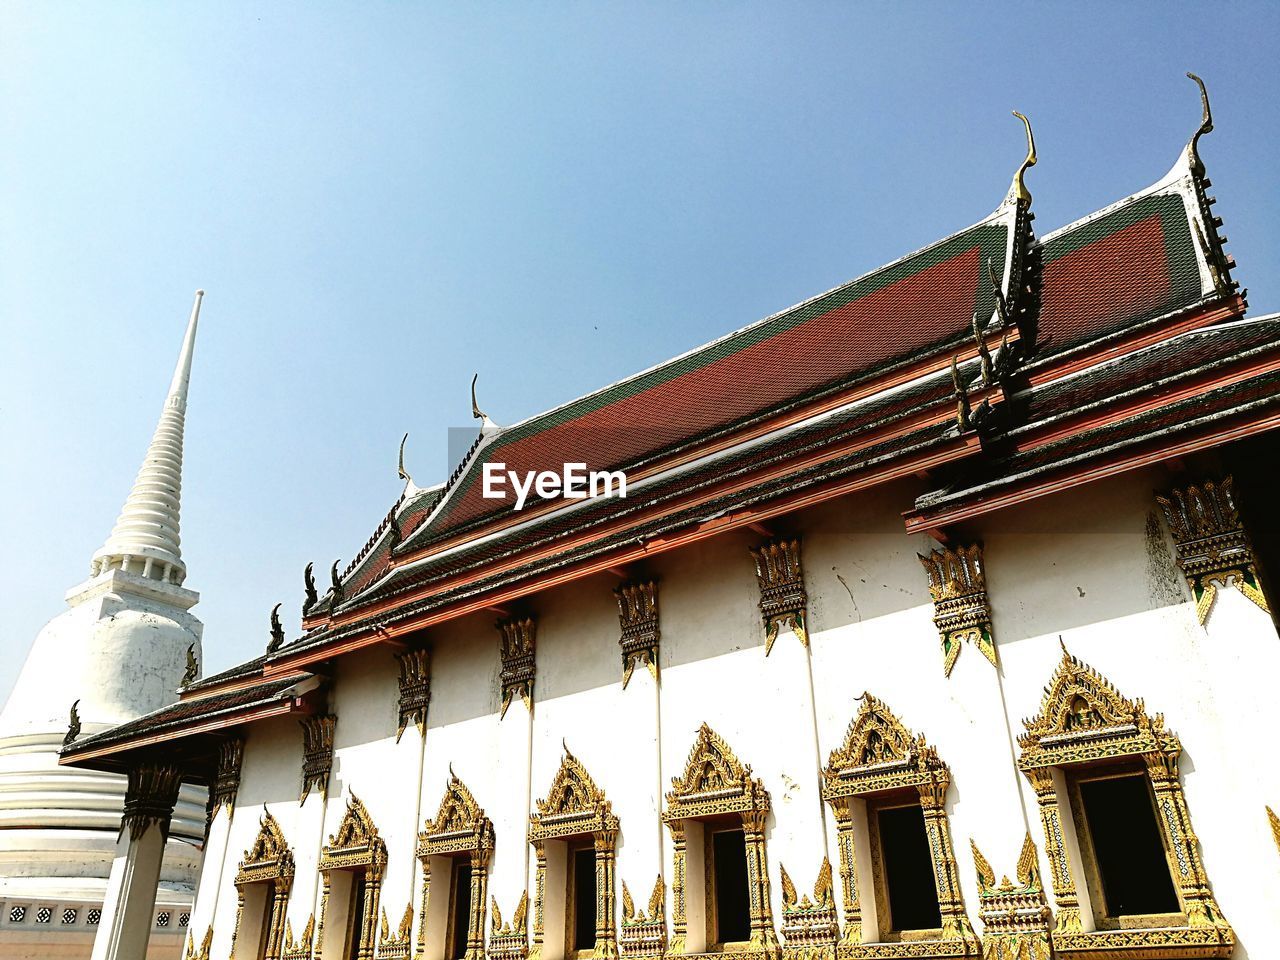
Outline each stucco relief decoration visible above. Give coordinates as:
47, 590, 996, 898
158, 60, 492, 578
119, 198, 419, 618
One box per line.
821, 695, 978, 958
184, 926, 214, 960
231, 810, 295, 960
970, 834, 1050, 960
1017, 644, 1233, 958
779, 858, 838, 960
378, 904, 415, 960
299, 713, 336, 804
498, 617, 537, 718
120, 762, 184, 842
211, 737, 245, 818
281, 914, 315, 960
621, 876, 667, 959
529, 746, 619, 960
615, 579, 660, 688
395, 647, 432, 741
750, 538, 808, 654
417, 771, 494, 960
919, 543, 996, 676
490, 892, 531, 960
316, 794, 388, 960
1156, 475, 1271, 623
664, 724, 779, 960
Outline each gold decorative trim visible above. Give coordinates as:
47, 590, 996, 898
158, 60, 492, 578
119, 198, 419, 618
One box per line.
779, 859, 837, 960
184, 926, 214, 960
490, 892, 531, 960
616, 580, 660, 688
1156, 475, 1270, 623
396, 648, 431, 741
621, 876, 667, 959
300, 714, 336, 804
821, 696, 978, 958
282, 914, 315, 960
750, 538, 808, 655
1018, 646, 1233, 959
919, 544, 996, 676
120, 762, 184, 842
317, 794, 387, 960
379, 903, 415, 960
211, 737, 245, 817
417, 771, 493, 960
971, 834, 1050, 960
232, 810, 295, 960
498, 617, 537, 718
1268, 805, 1280, 858
529, 746, 620, 960
664, 724, 779, 960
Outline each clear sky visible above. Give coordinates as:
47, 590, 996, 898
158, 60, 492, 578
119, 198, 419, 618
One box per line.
2, 3, 1278, 700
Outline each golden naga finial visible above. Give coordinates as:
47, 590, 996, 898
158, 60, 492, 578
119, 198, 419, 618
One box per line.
1009, 110, 1037, 204
1185, 72, 1213, 176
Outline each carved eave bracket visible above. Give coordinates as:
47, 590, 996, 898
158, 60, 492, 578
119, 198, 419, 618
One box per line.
919, 543, 997, 677
751, 538, 808, 655
779, 859, 837, 960
615, 580, 660, 688
970, 834, 1051, 960
497, 617, 537, 719
620, 876, 667, 959
300, 713, 337, 804
395, 647, 431, 741
1157, 475, 1270, 624
210, 738, 245, 819
121, 763, 184, 843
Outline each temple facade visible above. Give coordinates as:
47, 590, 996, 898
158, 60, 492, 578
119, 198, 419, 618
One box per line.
0, 293, 210, 958
62, 78, 1280, 960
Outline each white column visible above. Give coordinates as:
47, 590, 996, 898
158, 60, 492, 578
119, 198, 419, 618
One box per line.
91, 764, 184, 960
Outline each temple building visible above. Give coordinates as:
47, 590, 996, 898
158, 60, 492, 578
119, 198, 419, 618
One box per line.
0, 292, 210, 957
61, 77, 1280, 960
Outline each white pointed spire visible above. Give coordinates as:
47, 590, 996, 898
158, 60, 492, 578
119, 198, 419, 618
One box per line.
91, 290, 204, 586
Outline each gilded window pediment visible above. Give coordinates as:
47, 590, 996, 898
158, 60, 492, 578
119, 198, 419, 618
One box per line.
319, 793, 388, 877
665, 723, 770, 820
419, 770, 494, 858
530, 745, 617, 841
236, 809, 295, 887
822, 694, 949, 799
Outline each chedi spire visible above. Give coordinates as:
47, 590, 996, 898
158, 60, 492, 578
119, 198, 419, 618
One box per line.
91, 290, 203, 586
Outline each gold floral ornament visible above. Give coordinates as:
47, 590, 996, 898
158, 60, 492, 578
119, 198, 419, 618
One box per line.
1017, 644, 1233, 958
664, 724, 780, 959
1156, 476, 1270, 623
821, 695, 978, 958
497, 617, 537, 718
489, 892, 531, 960
615, 580, 660, 688
281, 914, 315, 960
621, 876, 667, 959
417, 770, 494, 960
970, 834, 1050, 960
299, 713, 336, 804
184, 926, 214, 960
750, 538, 808, 655
395, 648, 431, 741
230, 810, 294, 960
919, 544, 996, 676
316, 794, 388, 960
779, 858, 837, 960
529, 746, 620, 960
377, 904, 415, 960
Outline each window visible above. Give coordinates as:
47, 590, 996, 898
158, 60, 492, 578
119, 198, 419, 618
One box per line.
447, 861, 474, 960
343, 871, 369, 960
869, 799, 942, 939
707, 826, 751, 946
252, 884, 276, 960
567, 842, 597, 954
1070, 769, 1181, 926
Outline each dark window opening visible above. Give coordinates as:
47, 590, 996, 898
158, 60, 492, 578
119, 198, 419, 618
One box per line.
570, 844, 597, 951
876, 804, 942, 933
711, 828, 751, 944
449, 861, 474, 960
344, 871, 368, 960
254, 884, 275, 960
1078, 774, 1180, 918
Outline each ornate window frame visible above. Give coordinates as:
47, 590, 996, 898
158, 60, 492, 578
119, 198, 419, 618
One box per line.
1017, 645, 1233, 959
529, 747, 620, 960
417, 771, 495, 960
231, 810, 295, 960
316, 794, 388, 960
664, 724, 779, 960
820, 695, 978, 959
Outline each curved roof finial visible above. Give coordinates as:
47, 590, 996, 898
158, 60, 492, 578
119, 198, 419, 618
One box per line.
1185, 72, 1213, 176
1009, 111, 1037, 204
398, 432, 412, 483
471, 374, 488, 422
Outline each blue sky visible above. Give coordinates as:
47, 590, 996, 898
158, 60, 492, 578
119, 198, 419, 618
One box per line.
2, 3, 1278, 699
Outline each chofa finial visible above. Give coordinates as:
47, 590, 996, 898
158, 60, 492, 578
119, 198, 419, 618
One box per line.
303, 562, 318, 615
181, 644, 198, 686
63, 700, 81, 747
1009, 110, 1037, 204
398, 433, 412, 484
1185, 72, 1213, 176
267, 603, 285, 654
471, 374, 488, 422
